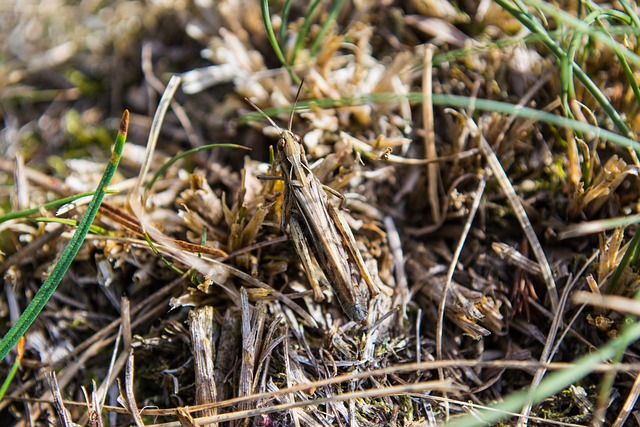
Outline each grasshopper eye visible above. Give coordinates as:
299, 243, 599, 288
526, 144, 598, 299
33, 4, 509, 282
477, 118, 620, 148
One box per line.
293, 134, 301, 144
278, 137, 286, 149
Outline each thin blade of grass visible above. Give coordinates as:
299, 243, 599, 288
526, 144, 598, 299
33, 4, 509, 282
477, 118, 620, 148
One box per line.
494, 0, 633, 139
618, 0, 640, 27
0, 337, 24, 400
0, 190, 118, 224
289, 0, 322, 64
278, 0, 294, 48
309, 0, 345, 55
583, 6, 640, 109
469, 116, 559, 310
241, 92, 640, 152
145, 143, 250, 193
260, 0, 300, 84
558, 215, 640, 239
0, 110, 129, 362
30, 217, 111, 235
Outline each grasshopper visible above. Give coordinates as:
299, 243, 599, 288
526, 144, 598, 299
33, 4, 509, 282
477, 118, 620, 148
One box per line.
246, 83, 379, 322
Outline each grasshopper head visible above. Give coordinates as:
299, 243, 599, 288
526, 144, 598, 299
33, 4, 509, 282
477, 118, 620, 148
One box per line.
277, 129, 305, 163
345, 303, 368, 323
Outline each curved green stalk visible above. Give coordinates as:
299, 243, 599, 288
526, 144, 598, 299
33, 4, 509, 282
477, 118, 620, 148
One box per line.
278, 0, 294, 48
145, 143, 250, 193
240, 92, 640, 152
289, 0, 322, 64
618, 0, 640, 27
0, 110, 129, 362
582, 6, 640, 110
561, 8, 634, 130
494, 0, 632, 139
0, 337, 23, 400
310, 0, 345, 55
260, 0, 301, 84
142, 232, 185, 276
30, 217, 111, 235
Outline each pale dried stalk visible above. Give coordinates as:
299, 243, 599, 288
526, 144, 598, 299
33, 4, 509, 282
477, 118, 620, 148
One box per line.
612, 372, 640, 427
422, 44, 440, 224
470, 119, 559, 310
435, 174, 486, 422
120, 349, 144, 427
45, 371, 76, 427
146, 380, 462, 427
189, 306, 217, 424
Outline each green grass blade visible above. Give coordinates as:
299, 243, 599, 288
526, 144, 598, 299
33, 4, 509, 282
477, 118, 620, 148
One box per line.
618, 0, 640, 27
493, 0, 632, 139
447, 319, 640, 426
310, 0, 346, 55
427, 25, 639, 69
30, 217, 111, 235
278, 0, 294, 48
142, 232, 185, 276
289, 0, 322, 64
0, 110, 129, 362
260, 0, 301, 84
528, 0, 640, 66
240, 92, 640, 152
582, 5, 640, 109
0, 190, 118, 224
0, 337, 23, 401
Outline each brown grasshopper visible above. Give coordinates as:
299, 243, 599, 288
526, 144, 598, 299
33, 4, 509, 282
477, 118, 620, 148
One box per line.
246, 83, 379, 322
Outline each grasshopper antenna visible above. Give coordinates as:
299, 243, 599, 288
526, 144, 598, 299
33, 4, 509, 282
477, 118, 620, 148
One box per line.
245, 97, 283, 133
288, 78, 305, 132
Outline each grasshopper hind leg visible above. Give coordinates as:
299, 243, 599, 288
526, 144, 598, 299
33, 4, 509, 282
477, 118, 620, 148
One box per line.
289, 215, 325, 302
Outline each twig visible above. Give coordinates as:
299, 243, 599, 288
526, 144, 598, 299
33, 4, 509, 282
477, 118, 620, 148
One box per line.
435, 173, 486, 421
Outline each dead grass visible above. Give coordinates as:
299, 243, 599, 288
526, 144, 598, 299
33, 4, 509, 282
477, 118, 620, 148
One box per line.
1, 0, 640, 426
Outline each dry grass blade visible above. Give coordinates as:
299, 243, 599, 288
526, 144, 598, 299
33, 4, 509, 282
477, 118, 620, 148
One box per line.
571, 292, 640, 317
145, 380, 463, 427
188, 307, 217, 423
119, 350, 144, 427
383, 216, 409, 320
492, 242, 543, 275
422, 44, 440, 224
81, 384, 104, 427
175, 408, 198, 427
517, 274, 576, 427
612, 372, 640, 427
238, 289, 264, 412
44, 371, 76, 427
436, 174, 485, 419
471, 118, 559, 310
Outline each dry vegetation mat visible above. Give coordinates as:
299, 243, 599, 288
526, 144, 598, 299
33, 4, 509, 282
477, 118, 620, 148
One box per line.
1, 0, 640, 426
